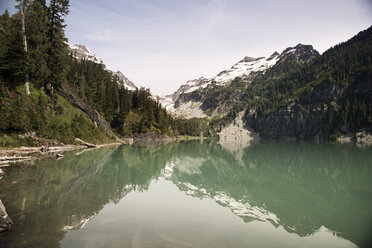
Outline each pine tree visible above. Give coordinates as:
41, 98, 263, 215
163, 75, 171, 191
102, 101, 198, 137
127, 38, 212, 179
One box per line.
26, 0, 49, 89
47, 0, 69, 91
0, 13, 27, 89
0, 10, 11, 85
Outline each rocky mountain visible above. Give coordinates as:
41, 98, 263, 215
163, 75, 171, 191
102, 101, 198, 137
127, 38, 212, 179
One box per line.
68, 44, 104, 64
161, 26, 372, 140
111, 71, 137, 91
243, 27, 372, 139
161, 43, 319, 117
68, 44, 137, 91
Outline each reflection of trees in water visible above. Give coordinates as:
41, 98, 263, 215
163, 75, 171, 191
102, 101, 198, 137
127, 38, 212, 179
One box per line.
0, 141, 371, 248
167, 140, 372, 248
0, 144, 173, 248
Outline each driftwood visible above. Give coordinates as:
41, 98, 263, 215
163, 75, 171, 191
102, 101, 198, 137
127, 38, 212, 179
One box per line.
0, 156, 32, 161
0, 155, 33, 167
0, 199, 13, 232
74, 138, 98, 148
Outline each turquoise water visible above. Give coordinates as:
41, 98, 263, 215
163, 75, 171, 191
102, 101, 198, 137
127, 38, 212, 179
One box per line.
0, 140, 371, 247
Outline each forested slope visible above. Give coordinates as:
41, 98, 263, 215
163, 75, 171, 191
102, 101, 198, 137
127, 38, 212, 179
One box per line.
243, 26, 372, 138
0, 0, 179, 146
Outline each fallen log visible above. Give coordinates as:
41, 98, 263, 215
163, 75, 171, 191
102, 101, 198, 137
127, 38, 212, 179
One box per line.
0, 156, 32, 161
0, 161, 9, 167
74, 138, 97, 148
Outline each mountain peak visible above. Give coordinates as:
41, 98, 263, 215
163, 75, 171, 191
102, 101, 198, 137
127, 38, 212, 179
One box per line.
269, 51, 280, 59
111, 71, 137, 91
238, 56, 262, 63
68, 44, 104, 64
280, 44, 319, 63
74, 44, 90, 53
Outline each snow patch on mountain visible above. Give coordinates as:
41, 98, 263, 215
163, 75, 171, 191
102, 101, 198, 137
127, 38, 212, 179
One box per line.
160, 160, 280, 225
213, 55, 279, 86
111, 71, 137, 91
159, 95, 176, 111
69, 44, 104, 64
172, 54, 280, 98
160, 53, 281, 113
160, 44, 318, 115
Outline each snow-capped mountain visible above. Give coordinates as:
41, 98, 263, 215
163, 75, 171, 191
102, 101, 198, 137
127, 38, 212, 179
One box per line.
160, 44, 319, 115
160, 160, 280, 225
68, 43, 137, 91
164, 55, 280, 104
111, 71, 137, 91
68, 44, 104, 64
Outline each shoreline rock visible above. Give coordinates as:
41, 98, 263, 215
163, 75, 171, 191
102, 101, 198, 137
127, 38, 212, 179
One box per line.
0, 199, 13, 232
337, 132, 372, 146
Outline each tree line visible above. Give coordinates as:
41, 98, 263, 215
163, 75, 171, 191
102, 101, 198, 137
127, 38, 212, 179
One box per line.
0, 0, 208, 146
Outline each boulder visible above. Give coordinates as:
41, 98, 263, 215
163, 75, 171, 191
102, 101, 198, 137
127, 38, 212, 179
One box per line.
0, 199, 13, 232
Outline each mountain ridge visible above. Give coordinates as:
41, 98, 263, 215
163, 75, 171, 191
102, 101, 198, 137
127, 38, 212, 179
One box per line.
68, 43, 137, 91
160, 26, 371, 141
161, 43, 319, 117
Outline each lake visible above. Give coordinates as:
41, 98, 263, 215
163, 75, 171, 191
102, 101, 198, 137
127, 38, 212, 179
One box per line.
0, 140, 371, 248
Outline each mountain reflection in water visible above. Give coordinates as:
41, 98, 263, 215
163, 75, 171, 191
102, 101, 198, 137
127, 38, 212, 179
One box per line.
0, 140, 371, 248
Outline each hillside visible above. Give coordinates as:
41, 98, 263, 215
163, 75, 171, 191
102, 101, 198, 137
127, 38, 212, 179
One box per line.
161, 44, 319, 117
243, 26, 372, 139
162, 27, 372, 140
1, 0, 370, 145
0, 2, 182, 147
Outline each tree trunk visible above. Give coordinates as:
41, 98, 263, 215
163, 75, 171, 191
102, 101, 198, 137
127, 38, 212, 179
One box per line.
20, 7, 30, 95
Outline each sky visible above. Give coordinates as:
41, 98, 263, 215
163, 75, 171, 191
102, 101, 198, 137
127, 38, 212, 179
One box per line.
1, 0, 372, 96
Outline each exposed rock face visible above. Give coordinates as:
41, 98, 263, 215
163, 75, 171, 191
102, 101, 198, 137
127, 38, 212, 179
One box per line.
68, 44, 104, 64
60, 83, 117, 138
111, 71, 137, 91
173, 101, 206, 119
281, 44, 319, 63
0, 199, 13, 232
219, 112, 253, 142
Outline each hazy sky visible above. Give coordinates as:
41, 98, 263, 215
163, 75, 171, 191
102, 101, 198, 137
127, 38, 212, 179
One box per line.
2, 0, 372, 96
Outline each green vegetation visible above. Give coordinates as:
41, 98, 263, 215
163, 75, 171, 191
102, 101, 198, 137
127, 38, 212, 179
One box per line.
67, 59, 175, 137
197, 27, 372, 136
3, 0, 369, 144
174, 117, 214, 137
241, 27, 372, 136
0, 1, 208, 146
0, 84, 113, 146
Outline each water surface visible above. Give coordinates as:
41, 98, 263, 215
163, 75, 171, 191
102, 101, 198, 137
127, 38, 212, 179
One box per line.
0, 140, 371, 247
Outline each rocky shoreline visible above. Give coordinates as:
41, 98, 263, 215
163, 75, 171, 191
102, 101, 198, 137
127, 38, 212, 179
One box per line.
0, 137, 133, 168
